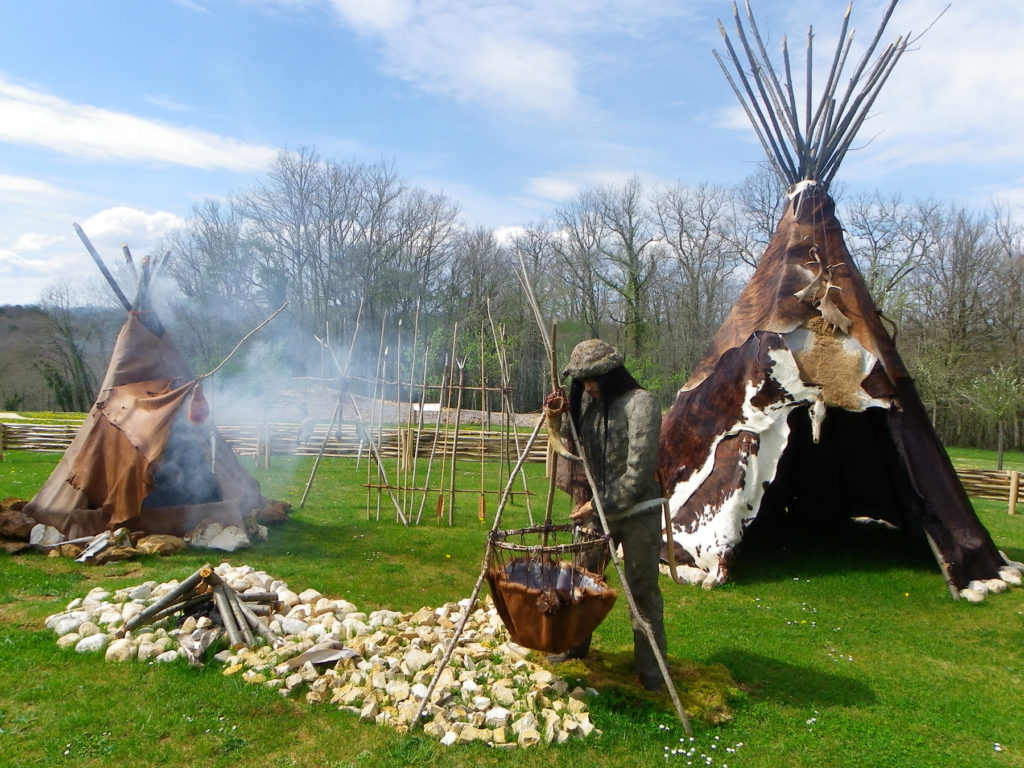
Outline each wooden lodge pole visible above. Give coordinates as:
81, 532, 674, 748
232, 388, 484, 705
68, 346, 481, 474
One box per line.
410, 338, 431, 519
348, 393, 408, 526
448, 357, 467, 526
416, 359, 448, 525
298, 398, 342, 509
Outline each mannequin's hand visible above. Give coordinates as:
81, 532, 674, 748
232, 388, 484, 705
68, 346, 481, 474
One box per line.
570, 500, 594, 524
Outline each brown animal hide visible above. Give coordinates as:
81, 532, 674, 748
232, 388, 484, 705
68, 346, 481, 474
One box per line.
659, 182, 1006, 594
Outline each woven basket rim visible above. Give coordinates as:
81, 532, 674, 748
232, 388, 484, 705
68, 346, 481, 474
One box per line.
488, 524, 610, 556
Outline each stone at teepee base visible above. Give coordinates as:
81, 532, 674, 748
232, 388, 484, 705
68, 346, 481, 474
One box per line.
136, 535, 186, 556
29, 523, 65, 549
0, 504, 35, 539
186, 521, 250, 552
254, 500, 291, 525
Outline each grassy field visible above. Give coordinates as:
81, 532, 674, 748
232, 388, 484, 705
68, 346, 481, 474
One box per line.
1, 447, 1023, 768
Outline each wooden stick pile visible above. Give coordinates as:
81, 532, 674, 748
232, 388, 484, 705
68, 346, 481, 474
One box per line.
121, 563, 279, 648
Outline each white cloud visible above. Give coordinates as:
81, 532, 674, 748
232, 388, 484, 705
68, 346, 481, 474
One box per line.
11, 232, 64, 252
0, 74, 277, 171
329, 0, 412, 32
79, 207, 187, 250
0, 174, 69, 201
527, 176, 584, 201
525, 168, 660, 203
324, 0, 680, 119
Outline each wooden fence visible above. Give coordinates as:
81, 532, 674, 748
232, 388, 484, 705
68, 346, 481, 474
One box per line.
955, 468, 1023, 507
3, 421, 1019, 511
0, 420, 549, 464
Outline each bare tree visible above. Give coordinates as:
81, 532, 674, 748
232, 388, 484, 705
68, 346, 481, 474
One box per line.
652, 182, 741, 376
843, 192, 940, 318
549, 190, 612, 338
34, 281, 101, 412
729, 164, 786, 268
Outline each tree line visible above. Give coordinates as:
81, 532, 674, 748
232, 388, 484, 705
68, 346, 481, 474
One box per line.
5, 147, 1022, 455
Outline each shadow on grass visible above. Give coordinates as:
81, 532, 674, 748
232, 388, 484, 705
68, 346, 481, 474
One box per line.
707, 648, 877, 708
727, 516, 939, 586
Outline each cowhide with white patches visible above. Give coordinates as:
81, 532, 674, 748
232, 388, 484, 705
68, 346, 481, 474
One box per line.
658, 331, 820, 588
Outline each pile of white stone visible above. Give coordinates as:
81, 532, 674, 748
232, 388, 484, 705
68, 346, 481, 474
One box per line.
45, 562, 601, 748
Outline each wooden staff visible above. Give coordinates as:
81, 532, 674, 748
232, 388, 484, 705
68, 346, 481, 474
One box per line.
233, 594, 280, 646
487, 300, 534, 524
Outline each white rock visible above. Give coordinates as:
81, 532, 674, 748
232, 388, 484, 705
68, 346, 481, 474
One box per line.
52, 614, 89, 637
137, 641, 163, 661
982, 578, 1007, 594
386, 680, 411, 702
517, 729, 541, 747
75, 634, 111, 653
56, 633, 81, 649
128, 582, 156, 600
410, 683, 430, 701
29, 524, 65, 548
206, 526, 250, 552
403, 648, 432, 675
77, 621, 101, 638
472, 695, 491, 712
484, 707, 511, 727
298, 588, 323, 604
999, 567, 1022, 586
155, 650, 179, 663
105, 638, 137, 662
279, 617, 309, 635
98, 609, 122, 627
121, 602, 144, 625
439, 731, 458, 746
512, 712, 539, 734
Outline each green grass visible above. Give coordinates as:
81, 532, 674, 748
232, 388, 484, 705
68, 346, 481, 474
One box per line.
947, 446, 1024, 472
2, 448, 1023, 768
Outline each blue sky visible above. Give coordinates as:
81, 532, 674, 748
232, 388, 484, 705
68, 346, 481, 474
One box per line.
1, 0, 1021, 305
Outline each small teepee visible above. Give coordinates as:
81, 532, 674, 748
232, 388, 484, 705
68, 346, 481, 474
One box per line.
658, 1, 1015, 597
25, 230, 265, 540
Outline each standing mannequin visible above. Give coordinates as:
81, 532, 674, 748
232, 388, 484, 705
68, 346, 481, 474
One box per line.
550, 338, 667, 691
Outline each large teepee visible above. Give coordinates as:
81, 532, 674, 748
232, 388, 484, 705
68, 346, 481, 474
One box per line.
658, 1, 1016, 597
25, 231, 265, 540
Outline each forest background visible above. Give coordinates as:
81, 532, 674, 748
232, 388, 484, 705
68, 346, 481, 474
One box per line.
1, 147, 1022, 456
